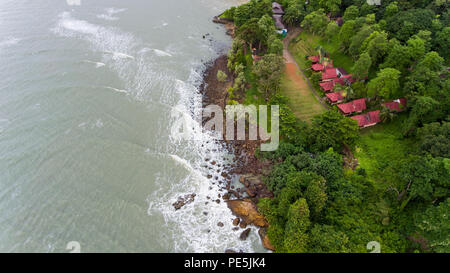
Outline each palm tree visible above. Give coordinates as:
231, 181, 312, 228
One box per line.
379, 105, 395, 123
314, 45, 328, 63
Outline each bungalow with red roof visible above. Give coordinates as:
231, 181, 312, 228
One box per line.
319, 81, 335, 92
338, 98, 366, 115
312, 63, 325, 71
308, 56, 320, 63
383, 98, 407, 112
322, 68, 339, 80
325, 92, 344, 104
351, 111, 381, 128
319, 74, 355, 92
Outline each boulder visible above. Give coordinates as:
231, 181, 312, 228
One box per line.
172, 193, 196, 210
240, 228, 251, 240
226, 199, 268, 227
258, 228, 275, 251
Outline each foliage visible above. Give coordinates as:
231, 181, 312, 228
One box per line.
416, 121, 450, 158
367, 68, 401, 99
216, 70, 227, 82
309, 111, 360, 152
325, 21, 339, 42
301, 9, 329, 36
252, 54, 285, 99
352, 52, 372, 80
414, 198, 450, 253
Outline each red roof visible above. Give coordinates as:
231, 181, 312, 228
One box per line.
322, 68, 338, 80
338, 98, 367, 115
351, 111, 381, 127
308, 56, 320, 63
341, 74, 355, 83
326, 92, 344, 103
383, 98, 407, 112
312, 63, 324, 71
319, 81, 335, 91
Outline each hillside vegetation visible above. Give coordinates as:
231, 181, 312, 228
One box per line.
221, 0, 449, 253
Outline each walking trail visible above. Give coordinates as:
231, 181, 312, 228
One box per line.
281, 28, 327, 121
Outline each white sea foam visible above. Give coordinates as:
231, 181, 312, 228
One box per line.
52, 10, 260, 253
0, 37, 20, 49
103, 50, 135, 60
153, 49, 172, 57
82, 60, 106, 68
97, 7, 127, 21
101, 86, 128, 94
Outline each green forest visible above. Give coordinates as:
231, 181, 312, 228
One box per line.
220, 0, 449, 253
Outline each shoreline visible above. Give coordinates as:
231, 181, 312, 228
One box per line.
197, 16, 275, 252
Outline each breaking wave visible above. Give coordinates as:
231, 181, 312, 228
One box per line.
52, 9, 260, 253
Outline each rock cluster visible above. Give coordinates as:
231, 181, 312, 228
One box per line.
172, 193, 196, 210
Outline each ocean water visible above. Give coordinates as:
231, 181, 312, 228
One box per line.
0, 0, 265, 253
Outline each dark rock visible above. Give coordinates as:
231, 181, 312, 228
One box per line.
258, 228, 275, 251
232, 218, 240, 226
217, 222, 224, 227
172, 193, 196, 210
240, 228, 251, 240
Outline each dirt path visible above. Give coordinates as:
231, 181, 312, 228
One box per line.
281, 28, 328, 121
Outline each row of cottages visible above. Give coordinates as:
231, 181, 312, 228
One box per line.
308, 55, 356, 95
307, 53, 407, 128
272, 2, 286, 30
350, 99, 408, 128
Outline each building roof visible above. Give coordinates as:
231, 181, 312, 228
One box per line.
351, 111, 381, 127
272, 2, 284, 14
322, 68, 338, 80
319, 81, 335, 92
338, 98, 367, 115
308, 56, 320, 63
337, 67, 348, 75
312, 63, 324, 71
326, 92, 344, 103
383, 98, 407, 112
320, 81, 335, 91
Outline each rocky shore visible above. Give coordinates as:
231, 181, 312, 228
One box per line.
199, 16, 274, 252
171, 14, 275, 253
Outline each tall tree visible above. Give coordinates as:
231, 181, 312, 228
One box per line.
367, 68, 401, 99
352, 52, 372, 80
343, 5, 359, 22
339, 20, 356, 53
283, 198, 310, 253
414, 199, 450, 253
252, 54, 284, 99
301, 9, 329, 36
310, 111, 360, 152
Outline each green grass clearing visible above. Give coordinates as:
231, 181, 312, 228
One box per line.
280, 73, 325, 122
355, 114, 415, 190
289, 32, 354, 73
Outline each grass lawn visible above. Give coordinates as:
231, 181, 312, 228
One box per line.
354, 114, 415, 190
289, 32, 354, 73
280, 66, 325, 122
